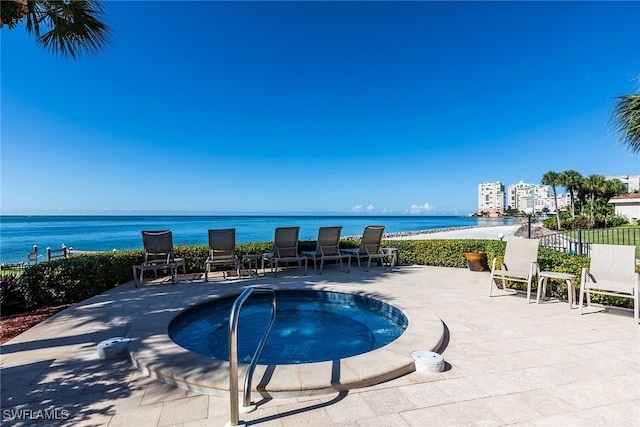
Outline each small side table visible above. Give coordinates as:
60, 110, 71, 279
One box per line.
382, 248, 398, 269
242, 254, 262, 279
537, 271, 577, 309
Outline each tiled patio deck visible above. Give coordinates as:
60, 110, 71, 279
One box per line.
1, 265, 638, 426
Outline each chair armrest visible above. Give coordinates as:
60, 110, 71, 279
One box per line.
580, 267, 589, 287
531, 261, 540, 277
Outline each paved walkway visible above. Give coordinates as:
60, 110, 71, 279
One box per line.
1, 265, 638, 426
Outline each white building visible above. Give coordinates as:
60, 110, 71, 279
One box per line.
508, 181, 550, 212
478, 182, 505, 216
609, 194, 640, 223
534, 193, 570, 213
605, 175, 640, 193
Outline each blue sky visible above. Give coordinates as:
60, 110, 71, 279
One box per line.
1, 1, 638, 216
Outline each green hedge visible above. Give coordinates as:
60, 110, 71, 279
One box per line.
5, 239, 637, 311
15, 251, 141, 309
388, 238, 591, 273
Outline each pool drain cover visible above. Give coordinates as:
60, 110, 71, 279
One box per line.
411, 350, 444, 373
97, 337, 131, 359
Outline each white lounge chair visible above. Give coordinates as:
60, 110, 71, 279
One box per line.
579, 244, 639, 323
489, 238, 540, 301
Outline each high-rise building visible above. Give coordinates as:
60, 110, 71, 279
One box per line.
477, 182, 505, 216
508, 181, 550, 212
605, 175, 640, 193
479, 175, 638, 216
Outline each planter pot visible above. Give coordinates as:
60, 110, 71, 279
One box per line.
464, 252, 487, 272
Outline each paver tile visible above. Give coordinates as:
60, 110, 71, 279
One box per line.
158, 395, 209, 426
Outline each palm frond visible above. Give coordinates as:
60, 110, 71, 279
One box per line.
611, 93, 640, 154
25, 0, 112, 59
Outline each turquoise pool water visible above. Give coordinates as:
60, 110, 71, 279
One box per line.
169, 290, 408, 365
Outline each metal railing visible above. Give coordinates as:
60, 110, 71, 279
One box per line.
27, 245, 39, 266
46, 244, 68, 261
540, 227, 640, 257
24, 245, 115, 266
228, 286, 276, 427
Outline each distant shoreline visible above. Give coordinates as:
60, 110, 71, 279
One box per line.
383, 224, 522, 241
340, 226, 478, 240
382, 225, 479, 238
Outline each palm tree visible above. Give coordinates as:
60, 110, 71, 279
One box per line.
541, 171, 562, 230
583, 174, 606, 222
1, 0, 111, 59
559, 170, 583, 219
611, 93, 640, 154
599, 178, 628, 227
603, 178, 627, 200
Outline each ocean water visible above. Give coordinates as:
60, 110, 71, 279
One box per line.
0, 215, 517, 265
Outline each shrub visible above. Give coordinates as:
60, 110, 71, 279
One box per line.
386, 239, 493, 267
1, 273, 24, 311
602, 215, 629, 228
17, 251, 140, 309
566, 218, 594, 230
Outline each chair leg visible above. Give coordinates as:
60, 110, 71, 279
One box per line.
489, 274, 494, 297
536, 277, 544, 304
133, 266, 139, 287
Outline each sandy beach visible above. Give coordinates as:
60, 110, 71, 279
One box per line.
386, 224, 521, 240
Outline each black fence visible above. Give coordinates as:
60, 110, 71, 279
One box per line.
540, 227, 640, 257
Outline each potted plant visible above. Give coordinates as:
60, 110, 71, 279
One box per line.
464, 251, 487, 272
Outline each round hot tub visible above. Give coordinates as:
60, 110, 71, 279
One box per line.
169, 290, 408, 365
127, 283, 444, 397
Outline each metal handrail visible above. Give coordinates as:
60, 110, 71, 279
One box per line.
228, 286, 276, 427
